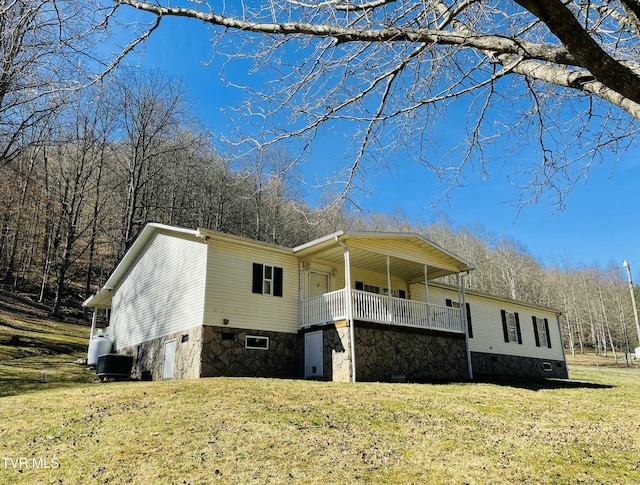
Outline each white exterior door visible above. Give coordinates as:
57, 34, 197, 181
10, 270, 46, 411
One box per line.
309, 271, 329, 298
162, 339, 176, 379
304, 330, 323, 378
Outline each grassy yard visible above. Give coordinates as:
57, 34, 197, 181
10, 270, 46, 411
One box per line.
1, 295, 640, 484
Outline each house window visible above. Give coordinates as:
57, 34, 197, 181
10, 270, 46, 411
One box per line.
447, 299, 461, 309
501, 310, 522, 344
446, 299, 473, 338
532, 316, 552, 348
245, 335, 269, 350
384, 288, 407, 299
355, 281, 380, 294
252, 263, 283, 297
263, 265, 273, 294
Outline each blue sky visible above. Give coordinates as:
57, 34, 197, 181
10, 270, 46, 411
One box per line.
111, 10, 640, 272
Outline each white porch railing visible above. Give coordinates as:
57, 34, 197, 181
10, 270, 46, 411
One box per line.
299, 288, 464, 334
299, 289, 347, 327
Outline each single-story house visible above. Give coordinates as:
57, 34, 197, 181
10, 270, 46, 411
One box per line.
83, 223, 568, 382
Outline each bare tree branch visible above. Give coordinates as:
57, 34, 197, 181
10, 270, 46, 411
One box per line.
514, 0, 640, 105
112, 0, 640, 209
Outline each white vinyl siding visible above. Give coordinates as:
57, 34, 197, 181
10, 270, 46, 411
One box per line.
464, 293, 563, 361
203, 239, 299, 334
411, 283, 564, 361
108, 231, 207, 349
350, 267, 408, 296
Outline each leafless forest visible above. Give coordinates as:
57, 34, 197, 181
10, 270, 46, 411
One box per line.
1, 0, 639, 359
1, 67, 636, 360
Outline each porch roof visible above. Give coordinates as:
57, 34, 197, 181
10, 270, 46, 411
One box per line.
293, 231, 474, 281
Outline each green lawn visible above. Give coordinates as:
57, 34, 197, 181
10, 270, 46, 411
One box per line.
0, 296, 94, 398
1, 298, 640, 484
2, 372, 640, 484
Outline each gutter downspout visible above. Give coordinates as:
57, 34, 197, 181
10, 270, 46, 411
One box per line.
336, 237, 357, 383
459, 272, 473, 380
556, 312, 568, 377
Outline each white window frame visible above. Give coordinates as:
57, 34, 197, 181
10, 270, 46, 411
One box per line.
245, 335, 269, 350
536, 317, 548, 348
263, 265, 274, 295
506, 311, 518, 343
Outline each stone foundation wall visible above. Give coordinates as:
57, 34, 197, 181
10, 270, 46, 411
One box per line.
354, 323, 469, 382
117, 326, 203, 380
307, 322, 469, 382
201, 326, 301, 378
318, 325, 352, 382
471, 352, 569, 379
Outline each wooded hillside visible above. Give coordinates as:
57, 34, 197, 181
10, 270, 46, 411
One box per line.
0, 68, 637, 361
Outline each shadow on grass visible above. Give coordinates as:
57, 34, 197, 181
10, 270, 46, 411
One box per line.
0, 359, 97, 398
472, 376, 614, 391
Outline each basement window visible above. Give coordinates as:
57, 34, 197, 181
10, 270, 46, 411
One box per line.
543, 362, 553, 372
245, 335, 269, 350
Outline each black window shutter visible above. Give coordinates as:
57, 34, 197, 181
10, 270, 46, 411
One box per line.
445, 299, 452, 307
532, 315, 541, 347
501, 310, 509, 342
515, 312, 522, 344
466, 302, 473, 338
544, 318, 552, 348
355, 281, 364, 291
273, 267, 283, 297
252, 263, 263, 294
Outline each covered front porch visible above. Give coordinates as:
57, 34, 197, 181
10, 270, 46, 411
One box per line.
294, 231, 474, 334
300, 288, 464, 333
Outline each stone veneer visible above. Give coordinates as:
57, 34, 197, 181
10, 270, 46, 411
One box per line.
114, 324, 568, 382
200, 326, 302, 378
310, 322, 469, 382
320, 325, 352, 382
471, 351, 569, 379
117, 326, 203, 380
355, 323, 469, 382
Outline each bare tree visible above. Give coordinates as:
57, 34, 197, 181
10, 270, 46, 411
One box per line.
115, 0, 640, 207
0, 1, 126, 167
48, 91, 113, 317
111, 70, 193, 257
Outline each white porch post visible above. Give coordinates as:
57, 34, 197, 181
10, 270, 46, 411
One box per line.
386, 255, 392, 323
423, 264, 430, 328
88, 308, 98, 345
298, 261, 304, 328
459, 273, 473, 379
342, 243, 357, 383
